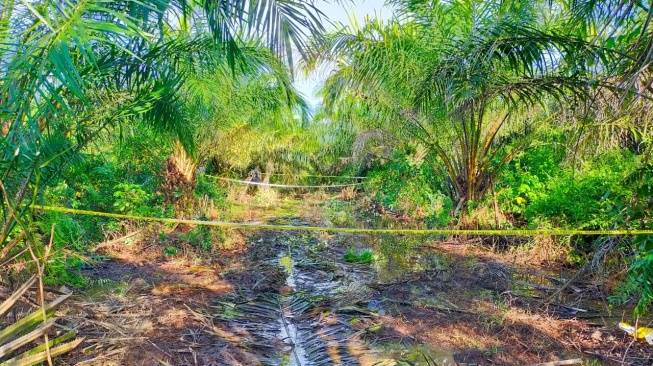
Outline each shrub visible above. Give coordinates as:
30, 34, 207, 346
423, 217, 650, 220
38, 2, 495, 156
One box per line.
253, 187, 279, 208
195, 174, 227, 204
113, 183, 151, 215
609, 164, 653, 314
325, 200, 356, 227
343, 248, 375, 263
34, 131, 171, 286
365, 152, 452, 227
179, 226, 224, 251
499, 147, 637, 230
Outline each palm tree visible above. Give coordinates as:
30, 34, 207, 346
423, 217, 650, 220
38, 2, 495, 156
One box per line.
0, 4, 324, 360
0, 0, 324, 257
162, 41, 311, 214
564, 0, 653, 315
564, 0, 653, 98
310, 0, 613, 214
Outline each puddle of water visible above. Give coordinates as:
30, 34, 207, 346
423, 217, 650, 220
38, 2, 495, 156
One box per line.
360, 234, 446, 283
278, 253, 309, 366
509, 273, 558, 298
278, 309, 308, 366
272, 232, 458, 366
381, 343, 457, 366
512, 273, 555, 288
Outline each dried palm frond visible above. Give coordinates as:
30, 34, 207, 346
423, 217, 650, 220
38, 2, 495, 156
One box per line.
407, 143, 428, 167
0, 281, 81, 366
352, 129, 397, 168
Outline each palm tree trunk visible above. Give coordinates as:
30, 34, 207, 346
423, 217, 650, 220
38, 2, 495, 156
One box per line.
162, 141, 197, 217
492, 184, 501, 229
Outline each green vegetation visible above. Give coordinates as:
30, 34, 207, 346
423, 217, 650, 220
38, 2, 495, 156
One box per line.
2, 0, 653, 363
365, 149, 452, 227
304, 0, 653, 314
343, 248, 375, 264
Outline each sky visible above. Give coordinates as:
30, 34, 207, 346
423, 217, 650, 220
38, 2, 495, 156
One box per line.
294, 1, 394, 108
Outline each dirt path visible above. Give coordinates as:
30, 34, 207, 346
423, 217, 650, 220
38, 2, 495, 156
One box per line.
53, 197, 652, 365
60, 221, 395, 365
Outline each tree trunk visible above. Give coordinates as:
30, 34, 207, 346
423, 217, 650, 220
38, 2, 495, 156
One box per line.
492, 184, 501, 229
162, 141, 197, 218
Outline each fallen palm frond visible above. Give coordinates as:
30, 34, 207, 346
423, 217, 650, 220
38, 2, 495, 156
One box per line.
0, 202, 82, 366
0, 282, 80, 366
0, 277, 35, 317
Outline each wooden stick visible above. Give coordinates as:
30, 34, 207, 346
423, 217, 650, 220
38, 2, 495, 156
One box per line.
92, 229, 144, 252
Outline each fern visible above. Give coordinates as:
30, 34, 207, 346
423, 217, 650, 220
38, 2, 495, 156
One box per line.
631, 236, 653, 315
612, 235, 653, 315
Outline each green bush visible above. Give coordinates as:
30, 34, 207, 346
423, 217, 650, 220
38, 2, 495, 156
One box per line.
195, 175, 227, 204
609, 164, 653, 314
499, 147, 637, 230
325, 200, 357, 227
35, 130, 172, 285
113, 183, 151, 215
343, 248, 375, 263
365, 152, 452, 227
179, 226, 224, 251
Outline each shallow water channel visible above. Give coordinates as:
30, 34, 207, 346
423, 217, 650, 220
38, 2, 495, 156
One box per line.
263, 226, 458, 366
276, 253, 309, 365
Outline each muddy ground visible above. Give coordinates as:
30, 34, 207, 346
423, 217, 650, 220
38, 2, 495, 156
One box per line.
4, 194, 652, 365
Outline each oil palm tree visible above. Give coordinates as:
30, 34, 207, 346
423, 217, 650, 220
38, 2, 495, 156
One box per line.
564, 0, 653, 97
162, 41, 312, 213
0, 3, 324, 358
564, 0, 653, 315
0, 0, 324, 262
310, 0, 614, 214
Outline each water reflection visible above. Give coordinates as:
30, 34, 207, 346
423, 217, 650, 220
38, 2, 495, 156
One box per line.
363, 234, 446, 283
382, 343, 457, 366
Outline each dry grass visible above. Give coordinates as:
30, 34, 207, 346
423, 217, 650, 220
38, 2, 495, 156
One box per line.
458, 204, 507, 229
197, 195, 219, 220
338, 186, 357, 201
253, 187, 279, 207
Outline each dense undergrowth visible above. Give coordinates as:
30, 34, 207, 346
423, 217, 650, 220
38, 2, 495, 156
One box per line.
361, 134, 652, 312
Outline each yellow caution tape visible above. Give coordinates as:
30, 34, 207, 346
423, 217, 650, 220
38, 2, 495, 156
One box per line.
207, 176, 363, 188
30, 205, 653, 236
618, 322, 653, 344
271, 173, 367, 179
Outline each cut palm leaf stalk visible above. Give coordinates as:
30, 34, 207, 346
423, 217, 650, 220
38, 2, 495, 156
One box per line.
0, 277, 80, 365
2, 332, 78, 362
0, 276, 36, 317
0, 293, 70, 345
0, 337, 83, 366
0, 319, 56, 358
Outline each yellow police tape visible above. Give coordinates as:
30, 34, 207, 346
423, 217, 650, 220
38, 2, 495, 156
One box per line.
207, 175, 362, 188
270, 173, 367, 179
30, 205, 653, 236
